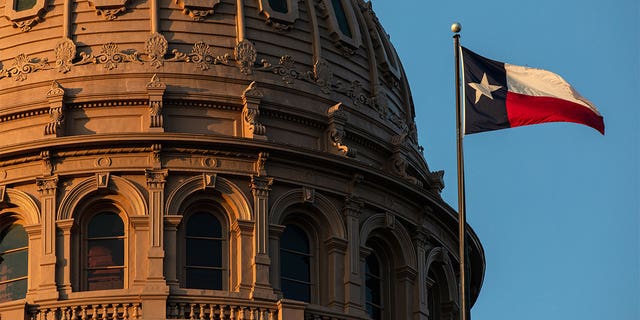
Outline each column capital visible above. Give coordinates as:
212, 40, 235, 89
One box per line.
36, 175, 58, 195
145, 169, 168, 189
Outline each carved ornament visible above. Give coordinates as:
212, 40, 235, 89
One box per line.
88, 0, 129, 20
3, 0, 48, 32
55, 38, 76, 73
176, 0, 220, 21
0, 54, 49, 82
326, 103, 356, 157
235, 40, 257, 75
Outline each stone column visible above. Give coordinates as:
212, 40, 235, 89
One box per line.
325, 237, 347, 309
231, 219, 255, 294
163, 215, 183, 291
395, 266, 417, 320
343, 197, 364, 314
55, 219, 74, 298
145, 169, 169, 290
35, 175, 59, 301
250, 175, 276, 300
413, 229, 429, 320
268, 224, 285, 294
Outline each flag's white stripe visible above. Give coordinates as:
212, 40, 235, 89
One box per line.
504, 63, 601, 116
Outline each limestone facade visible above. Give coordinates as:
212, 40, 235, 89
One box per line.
0, 0, 484, 319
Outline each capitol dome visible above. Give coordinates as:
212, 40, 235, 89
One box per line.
0, 0, 484, 319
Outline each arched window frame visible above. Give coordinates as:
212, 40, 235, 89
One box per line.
321, 0, 362, 51
279, 223, 313, 303
178, 202, 229, 291
0, 220, 29, 303
75, 201, 129, 292
364, 252, 384, 320
258, 0, 299, 28
3, 0, 47, 31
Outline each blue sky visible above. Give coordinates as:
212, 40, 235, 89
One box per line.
373, 1, 639, 319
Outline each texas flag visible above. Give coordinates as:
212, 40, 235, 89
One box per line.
462, 47, 605, 135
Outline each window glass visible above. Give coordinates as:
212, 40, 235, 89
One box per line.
280, 224, 311, 302
331, 0, 352, 37
14, 0, 36, 11
365, 254, 383, 320
268, 0, 288, 13
0, 224, 28, 302
86, 212, 124, 291
185, 212, 223, 290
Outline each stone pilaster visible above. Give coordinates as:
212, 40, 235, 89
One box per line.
250, 175, 276, 300
325, 237, 347, 309
163, 215, 183, 291
343, 197, 364, 314
35, 175, 59, 301
413, 228, 430, 320
145, 169, 169, 289
147, 74, 166, 132
55, 219, 74, 298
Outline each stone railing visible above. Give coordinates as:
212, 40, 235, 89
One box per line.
166, 299, 278, 320
28, 302, 142, 320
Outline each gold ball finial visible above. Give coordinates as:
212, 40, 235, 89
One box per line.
451, 22, 462, 33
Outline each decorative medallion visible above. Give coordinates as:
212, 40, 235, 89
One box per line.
314, 59, 332, 94
55, 38, 77, 73
145, 33, 169, 68
235, 40, 257, 75
176, 0, 220, 21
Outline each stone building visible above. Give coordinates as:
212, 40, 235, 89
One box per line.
0, 0, 484, 319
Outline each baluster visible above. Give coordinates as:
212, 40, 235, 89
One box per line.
91, 305, 98, 320
71, 306, 78, 320
218, 305, 226, 320
122, 304, 130, 320
188, 304, 195, 320
207, 304, 214, 320
199, 303, 205, 320
132, 304, 140, 320
228, 306, 235, 320
249, 307, 255, 320
80, 305, 88, 320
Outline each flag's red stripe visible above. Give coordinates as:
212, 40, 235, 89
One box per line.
506, 92, 605, 134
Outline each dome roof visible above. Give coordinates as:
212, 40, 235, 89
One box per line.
0, 0, 441, 188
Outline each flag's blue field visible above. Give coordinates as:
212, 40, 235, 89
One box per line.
373, 1, 639, 319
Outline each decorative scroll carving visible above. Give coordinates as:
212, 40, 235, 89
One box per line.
188, 41, 231, 71
242, 82, 266, 140
326, 103, 356, 157
77, 42, 142, 70
427, 170, 445, 193
254, 152, 269, 177
0, 54, 49, 82
55, 38, 77, 73
150, 144, 162, 169
257, 55, 313, 87
389, 134, 422, 186
314, 59, 332, 94
40, 150, 54, 176
88, 0, 129, 20
176, 0, 220, 20
147, 74, 166, 130
235, 40, 257, 75
4, 0, 48, 32
45, 81, 66, 136
302, 186, 315, 203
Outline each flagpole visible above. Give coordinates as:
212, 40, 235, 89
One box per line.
452, 22, 468, 320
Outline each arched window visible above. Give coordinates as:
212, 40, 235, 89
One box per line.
365, 254, 383, 320
0, 224, 28, 302
268, 0, 287, 13
331, 0, 352, 37
279, 224, 311, 302
86, 212, 125, 291
13, 0, 36, 11
185, 212, 224, 290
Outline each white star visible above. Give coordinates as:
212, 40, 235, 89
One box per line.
468, 73, 502, 104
